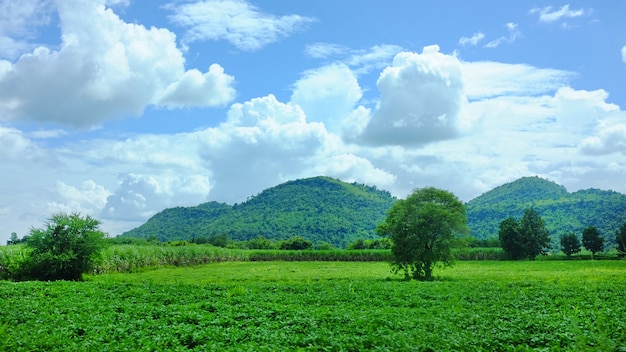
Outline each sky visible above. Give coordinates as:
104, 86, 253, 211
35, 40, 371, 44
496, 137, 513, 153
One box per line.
1, 0, 626, 242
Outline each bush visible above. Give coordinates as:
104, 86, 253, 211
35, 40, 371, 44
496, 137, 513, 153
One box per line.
279, 236, 313, 250
14, 213, 107, 281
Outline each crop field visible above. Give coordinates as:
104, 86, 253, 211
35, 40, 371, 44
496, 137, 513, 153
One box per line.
1, 260, 625, 351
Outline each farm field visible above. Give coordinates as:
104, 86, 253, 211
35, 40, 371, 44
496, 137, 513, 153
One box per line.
1, 261, 625, 351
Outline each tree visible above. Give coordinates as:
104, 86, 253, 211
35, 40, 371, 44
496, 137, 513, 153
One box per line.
498, 217, 525, 260
519, 207, 551, 259
616, 222, 626, 258
7, 232, 19, 245
17, 213, 107, 281
377, 187, 467, 281
582, 226, 603, 259
498, 208, 550, 260
279, 236, 313, 250
560, 233, 581, 257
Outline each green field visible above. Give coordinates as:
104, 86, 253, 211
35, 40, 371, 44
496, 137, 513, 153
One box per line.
1, 260, 625, 351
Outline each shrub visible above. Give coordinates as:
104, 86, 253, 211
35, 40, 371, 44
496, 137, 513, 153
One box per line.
15, 213, 107, 281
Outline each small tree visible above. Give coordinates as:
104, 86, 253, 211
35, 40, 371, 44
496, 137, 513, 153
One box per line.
18, 213, 107, 281
499, 208, 550, 260
560, 233, 581, 257
377, 187, 467, 281
498, 217, 525, 260
582, 226, 603, 259
616, 222, 626, 258
279, 236, 313, 250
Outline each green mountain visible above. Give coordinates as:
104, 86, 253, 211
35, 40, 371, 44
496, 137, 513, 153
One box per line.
466, 176, 626, 247
120, 175, 626, 249
119, 176, 397, 248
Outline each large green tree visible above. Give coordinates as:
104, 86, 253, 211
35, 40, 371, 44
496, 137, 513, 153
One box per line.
499, 207, 550, 260
582, 226, 603, 259
377, 187, 467, 281
17, 213, 107, 281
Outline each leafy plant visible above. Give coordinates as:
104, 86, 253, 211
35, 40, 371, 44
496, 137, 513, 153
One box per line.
560, 233, 581, 257
377, 187, 467, 281
16, 213, 107, 281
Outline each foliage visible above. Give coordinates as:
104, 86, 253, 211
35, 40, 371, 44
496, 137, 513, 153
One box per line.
467, 176, 626, 248
346, 238, 391, 250
582, 226, 604, 259
120, 176, 396, 248
499, 208, 551, 260
1, 261, 625, 351
278, 236, 313, 250
616, 222, 626, 258
560, 233, 581, 257
377, 187, 467, 281
498, 217, 525, 260
15, 213, 107, 281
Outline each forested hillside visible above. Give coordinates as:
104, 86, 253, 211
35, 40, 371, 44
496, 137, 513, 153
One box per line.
467, 176, 626, 247
119, 176, 397, 248
120, 175, 626, 249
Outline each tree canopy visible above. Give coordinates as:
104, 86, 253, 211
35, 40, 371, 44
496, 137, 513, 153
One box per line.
582, 226, 604, 259
377, 187, 467, 281
560, 233, 581, 257
17, 213, 107, 281
499, 208, 551, 260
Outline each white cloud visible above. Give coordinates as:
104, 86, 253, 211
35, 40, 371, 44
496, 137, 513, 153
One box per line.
0, 0, 53, 59
530, 5, 586, 23
485, 23, 521, 48
49, 180, 111, 216
168, 0, 315, 51
305, 42, 348, 59
459, 32, 485, 46
0, 0, 235, 128
580, 124, 626, 155
462, 61, 574, 99
622, 45, 626, 64
102, 173, 211, 220
357, 46, 465, 146
290, 63, 362, 132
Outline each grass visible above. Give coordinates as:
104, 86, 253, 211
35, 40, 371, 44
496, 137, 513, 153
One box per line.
1, 260, 625, 351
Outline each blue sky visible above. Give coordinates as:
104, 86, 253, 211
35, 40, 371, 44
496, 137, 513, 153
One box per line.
1, 0, 625, 241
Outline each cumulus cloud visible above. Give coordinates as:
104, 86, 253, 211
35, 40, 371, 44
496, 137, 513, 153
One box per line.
198, 94, 328, 202
168, 0, 315, 51
357, 45, 464, 146
459, 32, 485, 46
530, 5, 586, 23
0, 0, 53, 59
290, 63, 362, 132
49, 180, 111, 216
485, 23, 521, 48
102, 173, 211, 221
0, 0, 235, 128
580, 124, 626, 155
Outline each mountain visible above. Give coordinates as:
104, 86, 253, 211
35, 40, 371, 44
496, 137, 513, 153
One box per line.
466, 176, 626, 247
120, 175, 626, 249
119, 176, 397, 247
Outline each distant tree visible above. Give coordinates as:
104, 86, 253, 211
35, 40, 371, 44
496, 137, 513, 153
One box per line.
17, 213, 107, 281
279, 236, 313, 250
560, 233, 581, 257
246, 236, 276, 250
499, 217, 525, 260
582, 226, 604, 259
347, 239, 367, 250
316, 241, 334, 250
7, 232, 19, 245
499, 208, 551, 260
519, 207, 551, 259
377, 187, 467, 281
207, 234, 230, 248
616, 222, 626, 258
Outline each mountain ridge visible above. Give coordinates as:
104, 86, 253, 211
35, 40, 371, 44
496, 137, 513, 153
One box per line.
120, 175, 626, 248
